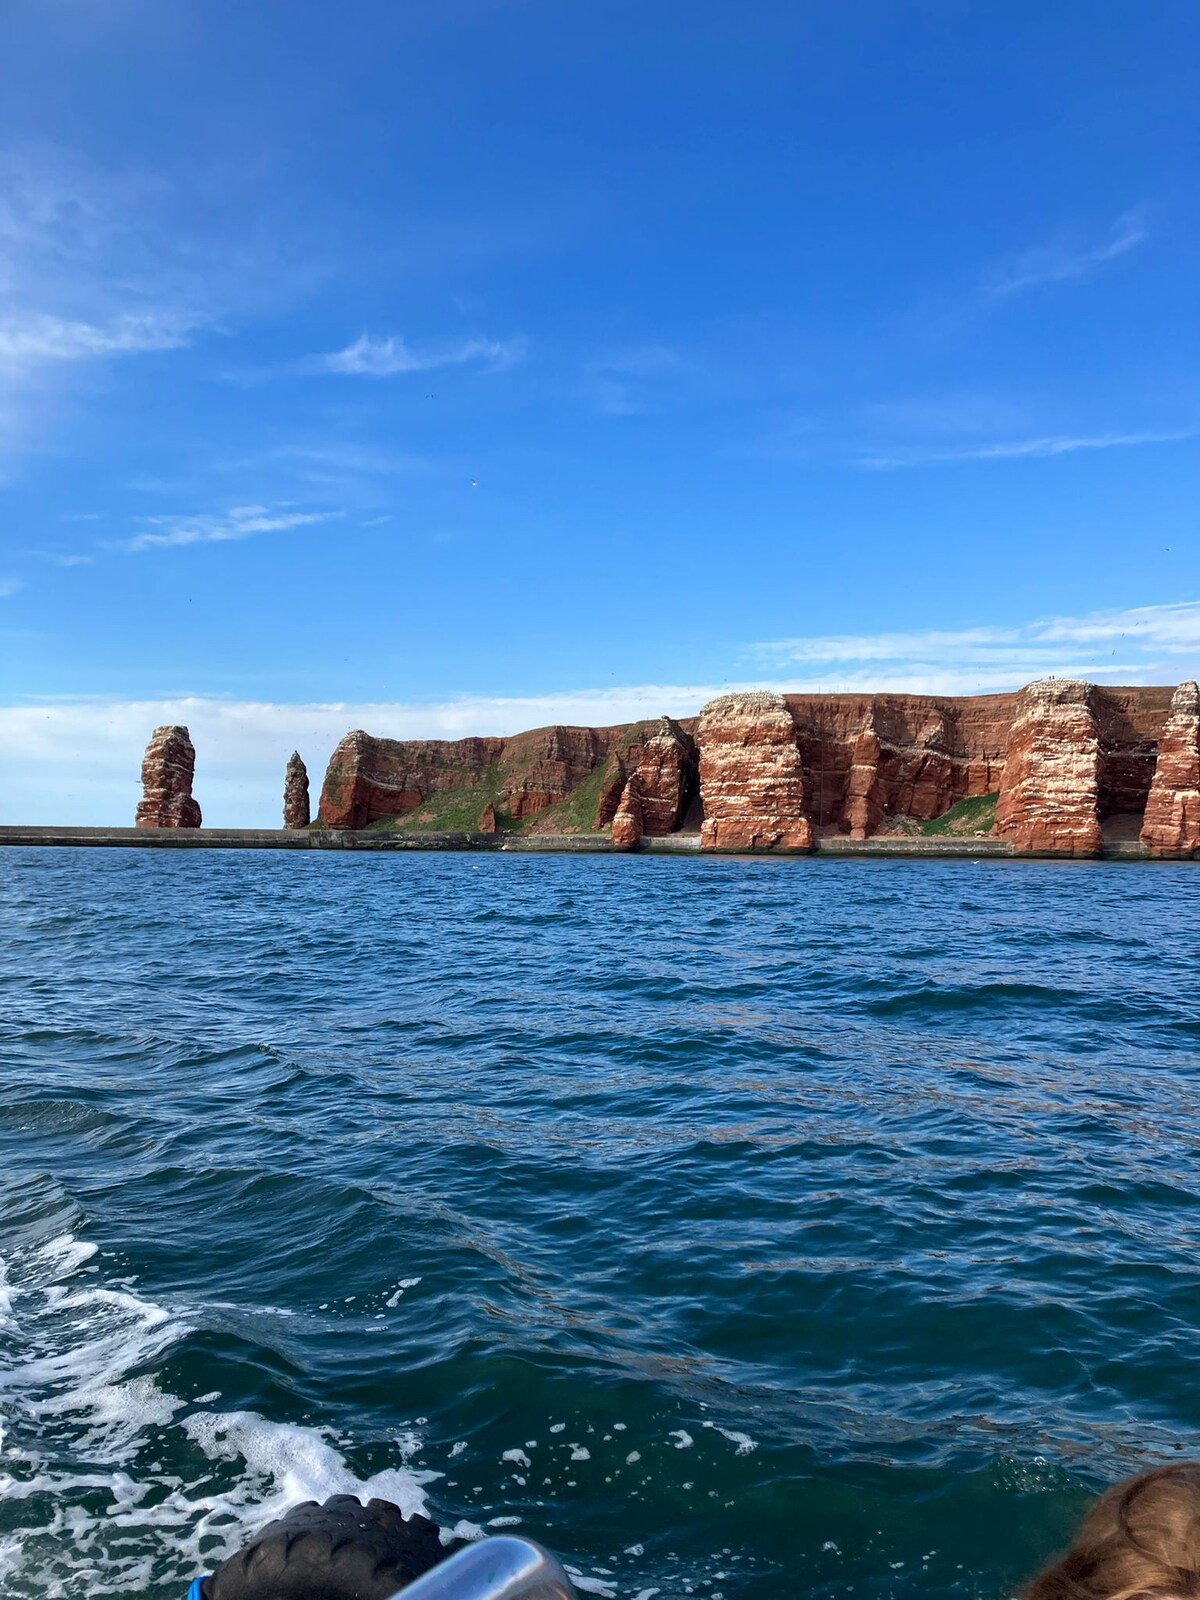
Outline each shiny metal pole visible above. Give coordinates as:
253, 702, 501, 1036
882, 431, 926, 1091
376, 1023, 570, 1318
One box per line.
387, 1535, 578, 1600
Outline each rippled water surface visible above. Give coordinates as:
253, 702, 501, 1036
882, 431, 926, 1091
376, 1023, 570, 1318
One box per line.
3, 848, 1200, 1599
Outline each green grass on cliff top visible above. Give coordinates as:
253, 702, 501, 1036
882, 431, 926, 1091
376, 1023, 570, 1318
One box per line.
919, 792, 998, 837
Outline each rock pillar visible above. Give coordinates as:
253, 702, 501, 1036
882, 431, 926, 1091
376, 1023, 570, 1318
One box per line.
611, 776, 644, 850
283, 751, 310, 829
135, 725, 202, 829
697, 693, 812, 851
994, 681, 1103, 855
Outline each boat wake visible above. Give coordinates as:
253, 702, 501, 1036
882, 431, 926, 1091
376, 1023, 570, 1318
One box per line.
0, 1232, 439, 1598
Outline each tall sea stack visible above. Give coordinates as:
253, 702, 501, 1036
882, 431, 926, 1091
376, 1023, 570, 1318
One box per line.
283, 751, 311, 829
135, 725, 201, 829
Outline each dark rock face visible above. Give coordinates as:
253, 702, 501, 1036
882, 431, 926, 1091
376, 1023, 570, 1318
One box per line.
135, 725, 201, 829
610, 776, 644, 850
283, 752, 310, 829
1141, 681, 1200, 857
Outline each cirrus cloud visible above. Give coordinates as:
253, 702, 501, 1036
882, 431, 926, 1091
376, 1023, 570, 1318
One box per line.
119, 504, 342, 553
316, 332, 524, 377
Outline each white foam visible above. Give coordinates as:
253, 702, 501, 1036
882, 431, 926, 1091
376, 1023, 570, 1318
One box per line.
0, 1233, 442, 1598
501, 1448, 532, 1468
566, 1566, 618, 1597
701, 1422, 757, 1455
668, 1429, 693, 1450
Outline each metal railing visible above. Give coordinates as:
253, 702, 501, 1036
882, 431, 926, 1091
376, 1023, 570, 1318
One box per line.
388, 1536, 578, 1600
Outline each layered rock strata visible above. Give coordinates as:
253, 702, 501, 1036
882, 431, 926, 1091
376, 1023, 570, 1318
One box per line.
318, 719, 697, 834
786, 692, 1014, 833
312, 682, 1190, 856
1141, 681, 1200, 857
135, 725, 201, 829
283, 752, 310, 829
698, 693, 813, 851
610, 776, 644, 850
994, 681, 1105, 856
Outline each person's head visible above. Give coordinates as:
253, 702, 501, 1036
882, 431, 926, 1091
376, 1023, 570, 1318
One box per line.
1026, 1465, 1200, 1600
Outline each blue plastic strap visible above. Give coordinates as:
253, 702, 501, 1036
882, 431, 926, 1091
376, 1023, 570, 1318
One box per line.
186, 1580, 206, 1600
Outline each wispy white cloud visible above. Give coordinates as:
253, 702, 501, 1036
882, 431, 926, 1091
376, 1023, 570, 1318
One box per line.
0, 309, 197, 372
120, 504, 342, 553
857, 427, 1196, 470
985, 209, 1148, 298
316, 332, 524, 377
53, 554, 94, 567
0, 576, 24, 598
756, 600, 1200, 681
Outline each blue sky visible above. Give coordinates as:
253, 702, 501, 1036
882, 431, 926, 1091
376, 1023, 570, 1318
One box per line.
2, 1, 1198, 823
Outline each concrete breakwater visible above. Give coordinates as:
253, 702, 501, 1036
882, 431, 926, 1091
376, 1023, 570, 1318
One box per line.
0, 825, 1161, 858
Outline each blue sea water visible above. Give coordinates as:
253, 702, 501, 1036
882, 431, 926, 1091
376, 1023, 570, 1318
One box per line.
2, 848, 1200, 1600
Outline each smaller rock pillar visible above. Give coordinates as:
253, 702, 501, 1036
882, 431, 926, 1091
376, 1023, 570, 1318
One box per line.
611, 776, 644, 851
283, 751, 311, 829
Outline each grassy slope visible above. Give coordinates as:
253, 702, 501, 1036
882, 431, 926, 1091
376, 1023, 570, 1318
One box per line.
919, 792, 999, 837
365, 764, 518, 833
522, 763, 611, 835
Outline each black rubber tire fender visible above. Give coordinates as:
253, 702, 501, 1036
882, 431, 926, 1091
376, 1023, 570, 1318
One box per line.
203, 1493, 464, 1600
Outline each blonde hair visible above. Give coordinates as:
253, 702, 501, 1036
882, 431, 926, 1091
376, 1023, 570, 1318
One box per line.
1025, 1465, 1200, 1600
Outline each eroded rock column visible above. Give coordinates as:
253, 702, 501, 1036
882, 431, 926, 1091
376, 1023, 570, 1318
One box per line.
610, 776, 644, 850
283, 752, 310, 829
135, 725, 202, 829
1141, 680, 1200, 857
995, 681, 1103, 856
697, 693, 812, 851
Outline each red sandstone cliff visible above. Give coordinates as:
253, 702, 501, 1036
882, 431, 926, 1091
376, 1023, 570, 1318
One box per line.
786, 692, 1012, 837
696, 690, 1013, 850
1141, 681, 1200, 857
317, 718, 697, 833
311, 681, 1192, 854
135, 725, 202, 829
